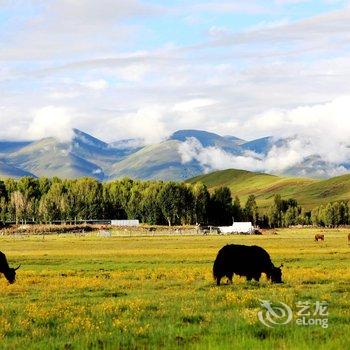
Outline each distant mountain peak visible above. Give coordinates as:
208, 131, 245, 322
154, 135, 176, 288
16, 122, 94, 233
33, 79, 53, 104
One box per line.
169, 129, 244, 150
241, 136, 274, 154
72, 128, 108, 148
170, 129, 224, 144
170, 129, 222, 138
110, 138, 145, 150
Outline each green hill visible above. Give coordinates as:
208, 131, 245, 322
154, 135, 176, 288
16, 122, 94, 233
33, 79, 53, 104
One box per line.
187, 169, 350, 209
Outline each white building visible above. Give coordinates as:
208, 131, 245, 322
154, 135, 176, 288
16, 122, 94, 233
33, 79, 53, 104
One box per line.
111, 219, 140, 227
99, 230, 112, 237
218, 222, 254, 234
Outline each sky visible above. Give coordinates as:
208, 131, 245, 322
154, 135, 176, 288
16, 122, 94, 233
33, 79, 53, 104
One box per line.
1, 0, 350, 145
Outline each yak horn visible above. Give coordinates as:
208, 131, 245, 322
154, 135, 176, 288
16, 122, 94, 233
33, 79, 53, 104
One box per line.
14, 265, 21, 271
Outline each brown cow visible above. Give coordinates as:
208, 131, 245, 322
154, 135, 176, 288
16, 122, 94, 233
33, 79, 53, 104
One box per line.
315, 234, 325, 242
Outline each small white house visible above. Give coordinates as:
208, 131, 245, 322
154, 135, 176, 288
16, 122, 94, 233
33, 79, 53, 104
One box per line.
111, 219, 140, 227
218, 222, 254, 234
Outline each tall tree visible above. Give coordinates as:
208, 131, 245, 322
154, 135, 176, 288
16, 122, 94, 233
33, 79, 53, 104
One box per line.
232, 196, 243, 222
157, 182, 193, 226
244, 194, 258, 226
209, 187, 233, 226
10, 191, 26, 224
192, 182, 210, 224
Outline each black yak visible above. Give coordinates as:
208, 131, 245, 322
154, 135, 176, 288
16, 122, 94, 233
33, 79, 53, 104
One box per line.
213, 244, 283, 285
0, 251, 20, 284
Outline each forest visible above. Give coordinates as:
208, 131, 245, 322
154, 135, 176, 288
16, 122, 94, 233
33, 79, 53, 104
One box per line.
0, 176, 349, 228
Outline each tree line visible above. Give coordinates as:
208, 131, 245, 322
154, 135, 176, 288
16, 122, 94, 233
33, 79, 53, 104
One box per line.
265, 194, 350, 228
0, 177, 349, 228
0, 177, 235, 226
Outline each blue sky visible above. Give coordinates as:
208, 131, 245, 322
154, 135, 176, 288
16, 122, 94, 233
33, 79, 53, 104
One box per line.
139, 0, 342, 47
1, 0, 350, 145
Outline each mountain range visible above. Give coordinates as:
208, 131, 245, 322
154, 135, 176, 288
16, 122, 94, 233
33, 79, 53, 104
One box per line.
0, 128, 349, 180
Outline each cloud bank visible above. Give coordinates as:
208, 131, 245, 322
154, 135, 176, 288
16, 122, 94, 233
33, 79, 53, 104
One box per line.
27, 106, 74, 142
178, 95, 350, 177
178, 135, 350, 177
1, 0, 350, 178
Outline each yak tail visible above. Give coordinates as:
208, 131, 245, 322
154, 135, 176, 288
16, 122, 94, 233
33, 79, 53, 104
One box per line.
213, 257, 220, 280
0, 251, 10, 269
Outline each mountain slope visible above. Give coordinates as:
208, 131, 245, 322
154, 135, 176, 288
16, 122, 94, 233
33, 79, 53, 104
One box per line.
0, 160, 35, 178
109, 129, 247, 181
241, 137, 273, 154
292, 174, 350, 207
5, 137, 106, 180
109, 140, 203, 180
1, 129, 142, 180
71, 129, 140, 168
283, 155, 350, 178
169, 129, 243, 153
0, 141, 33, 155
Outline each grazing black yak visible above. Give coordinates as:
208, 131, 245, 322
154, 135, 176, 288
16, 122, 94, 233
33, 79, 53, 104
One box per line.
213, 244, 283, 285
0, 251, 20, 284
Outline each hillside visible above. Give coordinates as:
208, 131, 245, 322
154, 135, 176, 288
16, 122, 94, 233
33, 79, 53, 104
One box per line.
0, 141, 32, 155
187, 169, 350, 209
1, 129, 141, 180
170, 129, 243, 152
0, 160, 35, 178
5, 137, 106, 180
109, 140, 202, 180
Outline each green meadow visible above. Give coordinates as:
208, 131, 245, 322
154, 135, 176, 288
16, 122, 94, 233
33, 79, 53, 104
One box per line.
0, 228, 349, 349
187, 169, 350, 209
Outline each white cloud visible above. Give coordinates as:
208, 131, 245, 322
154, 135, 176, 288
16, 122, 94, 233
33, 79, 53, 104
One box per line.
173, 98, 218, 112
117, 64, 150, 82
106, 106, 168, 144
1, 0, 350, 172
191, 2, 270, 14
178, 135, 350, 177
203, 7, 350, 58
49, 91, 81, 99
275, 0, 311, 4
178, 96, 350, 176
178, 137, 262, 171
81, 79, 109, 90
244, 96, 350, 163
27, 106, 74, 142
0, 0, 165, 61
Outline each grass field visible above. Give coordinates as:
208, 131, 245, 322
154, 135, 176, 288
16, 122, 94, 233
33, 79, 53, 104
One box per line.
0, 229, 349, 349
187, 169, 350, 209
